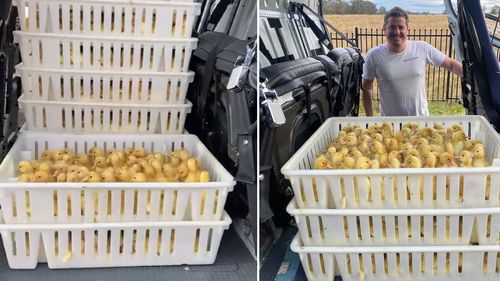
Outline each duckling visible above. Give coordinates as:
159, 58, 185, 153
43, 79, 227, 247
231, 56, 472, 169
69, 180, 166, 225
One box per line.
438, 152, 457, 167
388, 156, 401, 168
422, 152, 437, 168
326, 146, 337, 157
177, 164, 189, 180
86, 171, 102, 183
464, 140, 482, 151
154, 172, 168, 182
406, 149, 421, 160
341, 156, 355, 169
335, 131, 347, 146
116, 168, 131, 182
170, 155, 182, 168
124, 148, 135, 156
107, 152, 124, 167
355, 157, 372, 169
314, 154, 329, 169
472, 144, 488, 167
415, 138, 429, 148
17, 161, 34, 174
33, 170, 52, 182
330, 152, 345, 168
401, 143, 414, 155
402, 156, 422, 168
126, 155, 138, 166
433, 123, 444, 130
54, 150, 66, 161
339, 147, 349, 155
150, 159, 163, 174
18, 173, 34, 182
388, 150, 403, 162
143, 165, 156, 179
67, 165, 80, 174
458, 150, 473, 167
345, 133, 357, 147
152, 153, 165, 164
163, 164, 178, 178
101, 168, 116, 182
380, 122, 393, 138
76, 166, 90, 180
199, 171, 210, 182
371, 140, 386, 155
93, 156, 107, 169
184, 171, 201, 182
88, 147, 105, 159
350, 150, 364, 161
133, 148, 147, 158
451, 124, 464, 133
186, 158, 200, 173
430, 133, 444, 146
53, 162, 68, 175
419, 127, 434, 138
357, 141, 370, 155
353, 127, 364, 137
371, 159, 380, 169
62, 152, 75, 164
358, 134, 371, 143
131, 172, 147, 182
37, 161, 52, 174
371, 133, 383, 143
385, 138, 399, 151
74, 153, 90, 167
378, 153, 389, 168
40, 150, 53, 161
177, 149, 190, 162
66, 172, 80, 182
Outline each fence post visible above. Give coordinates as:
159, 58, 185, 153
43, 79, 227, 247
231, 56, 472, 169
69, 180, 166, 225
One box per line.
445, 29, 453, 101
354, 27, 359, 49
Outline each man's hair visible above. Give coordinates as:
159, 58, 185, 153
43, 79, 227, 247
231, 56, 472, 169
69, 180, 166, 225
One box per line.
384, 7, 409, 28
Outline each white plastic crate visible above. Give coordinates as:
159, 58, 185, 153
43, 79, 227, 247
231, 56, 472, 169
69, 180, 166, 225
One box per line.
0, 212, 231, 269
14, 31, 197, 72
288, 201, 500, 247
14, 0, 201, 38
18, 95, 192, 134
0, 132, 235, 224
281, 116, 500, 209
291, 235, 500, 281
16, 64, 194, 104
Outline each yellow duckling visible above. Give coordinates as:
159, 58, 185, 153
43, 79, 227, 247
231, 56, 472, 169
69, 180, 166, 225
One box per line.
422, 152, 437, 168
187, 158, 200, 173
388, 156, 401, 168
430, 133, 444, 145
40, 150, 53, 161
76, 166, 90, 180
330, 152, 344, 168
371, 140, 386, 155
116, 168, 131, 182
154, 172, 168, 182
314, 154, 329, 169
93, 156, 107, 169
131, 172, 147, 182
377, 153, 389, 168
18, 173, 34, 182
54, 150, 65, 161
177, 164, 189, 180
419, 127, 434, 138
17, 161, 33, 174
355, 157, 371, 169
433, 123, 444, 130
471, 144, 488, 167
184, 171, 201, 182
56, 173, 67, 182
341, 156, 355, 169
101, 169, 117, 182
66, 172, 80, 182
74, 153, 90, 167
350, 150, 364, 161
86, 171, 102, 183
88, 147, 105, 158
451, 124, 464, 133
401, 143, 413, 155
402, 156, 422, 168
178, 149, 190, 161
163, 164, 178, 178
33, 170, 53, 182
345, 133, 357, 147
150, 159, 163, 174
37, 161, 52, 174
133, 148, 147, 158
458, 150, 473, 167
385, 138, 399, 151
371, 159, 380, 169
371, 133, 383, 143
199, 171, 210, 182
438, 152, 457, 167
170, 155, 182, 168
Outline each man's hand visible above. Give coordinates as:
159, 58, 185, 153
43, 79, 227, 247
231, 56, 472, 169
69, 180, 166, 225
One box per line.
440, 57, 463, 77
361, 79, 374, 116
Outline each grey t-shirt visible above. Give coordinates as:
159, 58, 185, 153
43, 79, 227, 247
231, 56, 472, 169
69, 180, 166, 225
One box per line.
362, 40, 446, 116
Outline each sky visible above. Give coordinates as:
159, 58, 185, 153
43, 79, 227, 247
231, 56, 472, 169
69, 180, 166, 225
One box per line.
372, 0, 499, 14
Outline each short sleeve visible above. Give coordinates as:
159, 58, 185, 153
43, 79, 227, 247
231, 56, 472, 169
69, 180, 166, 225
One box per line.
362, 51, 375, 80
423, 42, 446, 67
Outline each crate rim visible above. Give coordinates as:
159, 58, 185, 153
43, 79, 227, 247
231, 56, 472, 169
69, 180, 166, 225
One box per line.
18, 95, 194, 109
13, 0, 202, 9
290, 234, 500, 254
286, 200, 500, 216
281, 115, 500, 177
13, 31, 199, 43
15, 63, 196, 79
0, 211, 232, 231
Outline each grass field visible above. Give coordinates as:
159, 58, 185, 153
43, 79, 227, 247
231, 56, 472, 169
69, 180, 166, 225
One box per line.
359, 100, 466, 116
324, 14, 450, 35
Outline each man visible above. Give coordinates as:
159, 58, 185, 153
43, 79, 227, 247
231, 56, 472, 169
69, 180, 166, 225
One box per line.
361, 7, 463, 116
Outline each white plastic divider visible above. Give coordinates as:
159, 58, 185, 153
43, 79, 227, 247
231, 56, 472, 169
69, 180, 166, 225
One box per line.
18, 95, 192, 134
16, 64, 194, 104
13, 0, 201, 38
14, 31, 197, 72
291, 234, 500, 281
287, 201, 500, 246
281, 116, 500, 209
0, 212, 231, 269
0, 132, 235, 223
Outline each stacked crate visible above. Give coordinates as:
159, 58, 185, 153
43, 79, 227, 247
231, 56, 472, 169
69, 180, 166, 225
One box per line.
283, 116, 500, 281
0, 0, 236, 269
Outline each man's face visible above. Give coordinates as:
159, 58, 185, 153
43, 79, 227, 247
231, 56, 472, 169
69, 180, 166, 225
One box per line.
383, 16, 408, 49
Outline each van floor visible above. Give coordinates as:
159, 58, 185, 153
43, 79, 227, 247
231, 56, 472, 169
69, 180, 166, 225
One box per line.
0, 226, 256, 281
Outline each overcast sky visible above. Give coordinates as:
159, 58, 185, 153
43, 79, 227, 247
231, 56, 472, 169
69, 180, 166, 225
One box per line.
372, 0, 498, 13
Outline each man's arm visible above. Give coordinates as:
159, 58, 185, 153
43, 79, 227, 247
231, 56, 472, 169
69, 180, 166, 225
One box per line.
440, 57, 463, 77
361, 78, 374, 116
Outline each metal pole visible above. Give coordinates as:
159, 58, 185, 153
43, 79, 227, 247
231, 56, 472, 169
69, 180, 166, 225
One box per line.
445, 29, 453, 101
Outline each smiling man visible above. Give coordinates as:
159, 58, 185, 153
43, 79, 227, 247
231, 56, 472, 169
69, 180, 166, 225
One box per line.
361, 6, 463, 116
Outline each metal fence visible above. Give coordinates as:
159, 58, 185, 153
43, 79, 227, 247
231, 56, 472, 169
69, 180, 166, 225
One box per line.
331, 28, 466, 102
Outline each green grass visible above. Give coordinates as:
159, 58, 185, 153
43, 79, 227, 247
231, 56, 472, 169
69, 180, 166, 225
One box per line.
359, 100, 466, 116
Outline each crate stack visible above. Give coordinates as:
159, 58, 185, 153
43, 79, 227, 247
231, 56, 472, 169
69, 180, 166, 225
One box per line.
0, 0, 236, 269
283, 116, 500, 281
